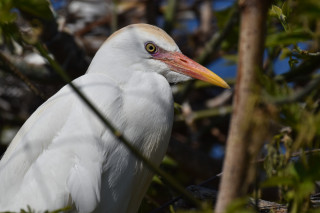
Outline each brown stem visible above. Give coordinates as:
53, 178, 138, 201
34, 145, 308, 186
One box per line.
214, 1, 271, 212
0, 52, 46, 100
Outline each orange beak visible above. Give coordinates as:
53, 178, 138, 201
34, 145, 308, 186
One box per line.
155, 51, 230, 89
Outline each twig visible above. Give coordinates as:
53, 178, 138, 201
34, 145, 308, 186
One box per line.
150, 147, 320, 212
0, 52, 46, 100
34, 42, 202, 208
275, 54, 320, 83
111, 0, 118, 33
163, 0, 177, 34
196, 3, 239, 65
176, 3, 238, 103
249, 198, 287, 213
75, 15, 111, 36
199, 0, 213, 37
269, 74, 320, 105
150, 173, 222, 213
293, 46, 320, 56
175, 105, 232, 123
206, 89, 233, 108
1, 54, 61, 83
256, 148, 320, 163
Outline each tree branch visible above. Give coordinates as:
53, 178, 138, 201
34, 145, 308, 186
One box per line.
269, 74, 320, 105
176, 3, 238, 103
0, 52, 46, 100
215, 1, 271, 212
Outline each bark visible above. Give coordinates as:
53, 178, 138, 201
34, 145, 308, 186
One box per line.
214, 0, 271, 212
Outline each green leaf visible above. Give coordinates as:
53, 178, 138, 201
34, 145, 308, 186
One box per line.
152, 175, 163, 185
270, 5, 282, 17
162, 155, 178, 167
262, 176, 296, 188
0, 0, 17, 24
279, 47, 292, 59
222, 54, 238, 65
270, 5, 289, 31
266, 31, 312, 47
288, 58, 299, 68
13, 0, 54, 20
225, 197, 255, 213
0, 22, 23, 52
295, 0, 320, 18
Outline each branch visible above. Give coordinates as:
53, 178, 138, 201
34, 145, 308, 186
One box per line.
293, 46, 320, 56
256, 148, 320, 163
111, 0, 118, 33
150, 173, 222, 213
215, 1, 271, 212
175, 105, 232, 123
0, 52, 46, 100
176, 3, 238, 103
196, 3, 239, 65
151, 148, 320, 212
163, 0, 178, 34
275, 54, 320, 83
269, 74, 320, 105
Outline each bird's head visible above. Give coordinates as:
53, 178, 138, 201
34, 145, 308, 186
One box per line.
87, 24, 229, 88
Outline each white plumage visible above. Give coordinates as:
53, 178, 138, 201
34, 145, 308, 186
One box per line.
0, 24, 228, 213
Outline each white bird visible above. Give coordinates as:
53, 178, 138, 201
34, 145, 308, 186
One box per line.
0, 24, 229, 213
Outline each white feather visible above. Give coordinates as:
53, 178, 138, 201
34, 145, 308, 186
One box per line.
0, 24, 196, 213
0, 69, 173, 212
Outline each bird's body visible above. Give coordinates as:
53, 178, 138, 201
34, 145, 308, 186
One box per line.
0, 72, 173, 212
0, 24, 228, 212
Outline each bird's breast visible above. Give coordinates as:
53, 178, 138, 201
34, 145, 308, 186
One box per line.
122, 71, 174, 160
95, 72, 174, 213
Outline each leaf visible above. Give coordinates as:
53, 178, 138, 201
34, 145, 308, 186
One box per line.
0, 22, 23, 52
288, 58, 299, 68
270, 5, 289, 31
152, 175, 163, 185
225, 197, 255, 213
266, 31, 312, 47
13, 0, 54, 20
261, 175, 296, 188
279, 47, 292, 59
270, 5, 282, 17
295, 0, 320, 18
0, 0, 17, 24
222, 54, 238, 65
162, 155, 178, 167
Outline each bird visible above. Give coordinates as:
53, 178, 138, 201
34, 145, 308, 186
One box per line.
0, 24, 229, 213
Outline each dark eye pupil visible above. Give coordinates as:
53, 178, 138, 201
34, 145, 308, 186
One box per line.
145, 42, 157, 54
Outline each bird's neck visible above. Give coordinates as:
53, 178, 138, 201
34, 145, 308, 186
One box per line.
86, 45, 145, 84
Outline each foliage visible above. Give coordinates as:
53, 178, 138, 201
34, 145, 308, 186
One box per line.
0, 0, 53, 48
0, 0, 320, 212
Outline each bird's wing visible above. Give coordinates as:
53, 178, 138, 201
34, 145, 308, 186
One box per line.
0, 73, 125, 212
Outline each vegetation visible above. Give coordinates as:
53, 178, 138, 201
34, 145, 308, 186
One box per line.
0, 0, 320, 212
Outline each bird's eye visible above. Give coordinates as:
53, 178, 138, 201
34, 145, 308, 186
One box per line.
145, 42, 158, 54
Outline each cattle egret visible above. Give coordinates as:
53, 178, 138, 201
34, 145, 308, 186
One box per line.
0, 24, 229, 213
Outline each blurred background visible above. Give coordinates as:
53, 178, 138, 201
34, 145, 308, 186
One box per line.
0, 0, 320, 212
